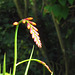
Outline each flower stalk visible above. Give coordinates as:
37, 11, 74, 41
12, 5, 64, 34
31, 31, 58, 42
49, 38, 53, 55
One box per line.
16, 59, 53, 74
13, 17, 42, 48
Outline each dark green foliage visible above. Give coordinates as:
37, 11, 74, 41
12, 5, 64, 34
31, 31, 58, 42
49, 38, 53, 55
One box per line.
0, 0, 75, 75
58, 0, 67, 6
44, 4, 69, 21
68, 0, 74, 5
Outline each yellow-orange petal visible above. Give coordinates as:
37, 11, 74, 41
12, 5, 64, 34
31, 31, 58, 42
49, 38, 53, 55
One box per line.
26, 17, 33, 20
30, 28, 33, 34
22, 19, 26, 24
32, 33, 35, 39
29, 21, 36, 25
38, 44, 42, 48
35, 34, 40, 39
27, 23, 30, 29
34, 30, 39, 35
13, 22, 19, 25
34, 37, 37, 42
32, 25, 38, 31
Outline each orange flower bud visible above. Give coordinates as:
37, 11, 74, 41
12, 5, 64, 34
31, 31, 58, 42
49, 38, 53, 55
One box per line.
34, 30, 39, 35
38, 41, 42, 48
26, 17, 33, 20
34, 37, 37, 42
32, 25, 38, 31
13, 22, 19, 25
29, 21, 36, 25
27, 23, 30, 29
38, 45, 42, 48
32, 33, 35, 39
30, 28, 33, 34
22, 19, 26, 24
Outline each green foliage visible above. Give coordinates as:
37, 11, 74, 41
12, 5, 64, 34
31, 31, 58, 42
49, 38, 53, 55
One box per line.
0, 54, 11, 75
0, 0, 75, 75
58, 0, 66, 6
0, 73, 10, 75
68, 0, 74, 5
44, 5, 52, 13
65, 29, 74, 39
48, 0, 56, 4
52, 4, 62, 17
44, 4, 69, 20
3, 53, 6, 75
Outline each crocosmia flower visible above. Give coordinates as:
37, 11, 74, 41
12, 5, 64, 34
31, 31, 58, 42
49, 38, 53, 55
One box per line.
26, 17, 33, 20
29, 21, 36, 25
13, 17, 42, 48
22, 19, 26, 24
13, 22, 19, 25
27, 23, 31, 29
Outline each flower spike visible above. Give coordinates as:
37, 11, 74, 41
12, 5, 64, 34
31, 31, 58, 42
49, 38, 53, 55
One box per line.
13, 17, 42, 48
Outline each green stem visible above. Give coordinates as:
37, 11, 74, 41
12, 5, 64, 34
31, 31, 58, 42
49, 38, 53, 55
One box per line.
43, 66, 45, 75
13, 25, 19, 75
16, 59, 40, 66
16, 59, 53, 74
24, 45, 34, 75
51, 12, 68, 75
0, 64, 1, 74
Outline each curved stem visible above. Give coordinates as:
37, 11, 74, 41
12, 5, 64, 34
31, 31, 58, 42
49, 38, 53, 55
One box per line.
13, 25, 19, 75
16, 59, 53, 74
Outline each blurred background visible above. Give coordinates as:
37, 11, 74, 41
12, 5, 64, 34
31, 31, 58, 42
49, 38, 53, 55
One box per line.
0, 0, 75, 75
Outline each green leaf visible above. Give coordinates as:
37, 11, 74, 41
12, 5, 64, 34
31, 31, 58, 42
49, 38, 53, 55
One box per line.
52, 4, 69, 20
0, 73, 10, 75
24, 45, 34, 75
43, 5, 52, 15
61, 6, 69, 19
58, 0, 66, 6
9, 68, 11, 75
52, 4, 62, 17
3, 53, 6, 75
68, 0, 74, 5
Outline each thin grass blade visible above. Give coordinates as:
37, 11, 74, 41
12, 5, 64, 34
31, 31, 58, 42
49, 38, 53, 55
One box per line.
0, 64, 1, 73
24, 45, 34, 75
3, 53, 6, 75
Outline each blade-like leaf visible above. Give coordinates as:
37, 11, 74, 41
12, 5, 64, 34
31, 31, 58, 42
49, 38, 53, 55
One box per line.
24, 45, 34, 75
3, 53, 6, 75
68, 0, 74, 5
9, 68, 11, 75
0, 64, 1, 73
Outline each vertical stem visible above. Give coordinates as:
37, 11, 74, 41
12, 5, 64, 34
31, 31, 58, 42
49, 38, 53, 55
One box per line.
32, 0, 38, 20
3, 53, 6, 75
51, 12, 68, 75
13, 25, 19, 75
43, 66, 45, 75
24, 46, 34, 75
13, 0, 24, 19
24, 0, 29, 18
0, 64, 1, 73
